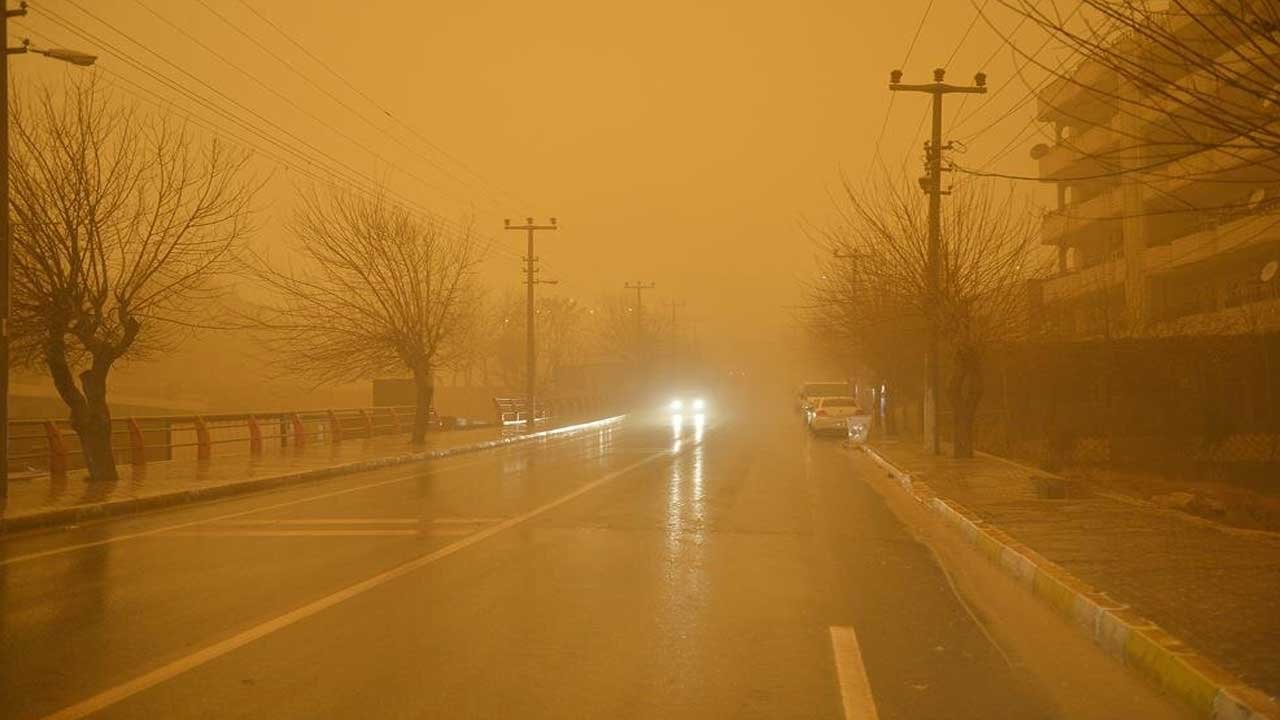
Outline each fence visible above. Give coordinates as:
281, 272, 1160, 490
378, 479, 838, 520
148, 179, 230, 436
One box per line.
7, 405, 428, 477
492, 394, 613, 426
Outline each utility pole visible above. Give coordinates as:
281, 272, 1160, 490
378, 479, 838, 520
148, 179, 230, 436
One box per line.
664, 299, 686, 360
0, 4, 96, 498
889, 67, 986, 456
504, 217, 558, 426
624, 281, 656, 360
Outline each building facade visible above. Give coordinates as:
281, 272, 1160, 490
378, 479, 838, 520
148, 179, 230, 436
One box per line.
1032, 9, 1280, 338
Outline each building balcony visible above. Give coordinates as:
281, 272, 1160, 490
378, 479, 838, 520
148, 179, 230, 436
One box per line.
1041, 192, 1121, 247
1147, 211, 1280, 275
1036, 59, 1117, 123
1139, 144, 1276, 205
1040, 257, 1125, 304
1037, 123, 1123, 180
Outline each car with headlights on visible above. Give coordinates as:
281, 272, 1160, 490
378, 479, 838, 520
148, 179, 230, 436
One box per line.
665, 392, 710, 416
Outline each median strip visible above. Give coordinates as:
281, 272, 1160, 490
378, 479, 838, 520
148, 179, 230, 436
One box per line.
0, 415, 625, 536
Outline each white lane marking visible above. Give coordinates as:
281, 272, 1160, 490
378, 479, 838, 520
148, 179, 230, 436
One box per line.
830, 626, 881, 720
160, 529, 428, 538
214, 518, 423, 525
1, 429, 603, 567
36, 448, 672, 720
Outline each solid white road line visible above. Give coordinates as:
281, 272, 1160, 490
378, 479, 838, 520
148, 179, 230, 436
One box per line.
216, 518, 425, 525
830, 626, 881, 720
36, 448, 673, 720
160, 529, 428, 538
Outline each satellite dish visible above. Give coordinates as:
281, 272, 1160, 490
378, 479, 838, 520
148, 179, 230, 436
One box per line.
1030, 143, 1051, 159
1262, 260, 1279, 283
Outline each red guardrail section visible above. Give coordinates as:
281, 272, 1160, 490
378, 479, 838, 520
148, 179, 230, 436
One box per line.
7, 406, 425, 476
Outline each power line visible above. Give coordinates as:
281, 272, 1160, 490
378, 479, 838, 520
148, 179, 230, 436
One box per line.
31, 2, 501, 252
15, 19, 531, 273
187, 0, 508, 213
868, 0, 937, 174
128, 0, 485, 216
233, 0, 528, 212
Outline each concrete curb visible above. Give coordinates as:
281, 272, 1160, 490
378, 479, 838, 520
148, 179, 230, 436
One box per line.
859, 444, 1278, 720
0, 415, 626, 536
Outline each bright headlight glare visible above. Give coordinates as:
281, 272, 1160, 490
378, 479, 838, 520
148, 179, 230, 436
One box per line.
669, 399, 683, 411
692, 398, 705, 410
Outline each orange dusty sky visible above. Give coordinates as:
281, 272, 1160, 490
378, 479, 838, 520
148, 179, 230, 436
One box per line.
13, 0, 1048, 366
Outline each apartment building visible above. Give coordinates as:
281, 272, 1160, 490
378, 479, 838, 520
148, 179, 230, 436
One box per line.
1031, 9, 1280, 338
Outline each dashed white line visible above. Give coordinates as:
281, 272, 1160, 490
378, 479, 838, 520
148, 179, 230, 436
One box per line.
830, 626, 880, 720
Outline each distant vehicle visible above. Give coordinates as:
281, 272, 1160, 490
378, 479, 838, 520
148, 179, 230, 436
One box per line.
797, 381, 850, 413
806, 396, 864, 435
666, 390, 711, 416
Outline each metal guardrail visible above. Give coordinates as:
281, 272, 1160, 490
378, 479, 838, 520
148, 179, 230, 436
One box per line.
7, 405, 429, 476
492, 395, 609, 426
10, 393, 620, 476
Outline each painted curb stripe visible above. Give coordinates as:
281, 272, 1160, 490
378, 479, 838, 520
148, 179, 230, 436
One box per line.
857, 445, 1279, 720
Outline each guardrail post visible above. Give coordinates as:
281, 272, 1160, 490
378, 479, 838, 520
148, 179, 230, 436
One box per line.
359, 409, 374, 438
127, 418, 147, 466
247, 415, 263, 455
290, 413, 306, 448
327, 410, 342, 444
388, 407, 401, 434
194, 416, 211, 461
44, 421, 68, 476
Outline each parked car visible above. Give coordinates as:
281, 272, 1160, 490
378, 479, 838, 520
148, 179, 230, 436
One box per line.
796, 381, 850, 413
806, 396, 864, 435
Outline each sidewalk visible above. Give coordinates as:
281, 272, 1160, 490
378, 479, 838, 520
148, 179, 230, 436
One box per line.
869, 440, 1280, 704
0, 418, 613, 534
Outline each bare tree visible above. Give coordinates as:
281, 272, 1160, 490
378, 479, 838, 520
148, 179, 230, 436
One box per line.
250, 187, 481, 444
999, 0, 1280, 213
589, 293, 667, 366
808, 174, 1048, 457
9, 77, 255, 482
488, 292, 591, 392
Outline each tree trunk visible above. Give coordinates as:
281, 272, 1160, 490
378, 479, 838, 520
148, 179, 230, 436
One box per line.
950, 346, 985, 459
45, 343, 120, 482
75, 366, 118, 482
411, 365, 435, 446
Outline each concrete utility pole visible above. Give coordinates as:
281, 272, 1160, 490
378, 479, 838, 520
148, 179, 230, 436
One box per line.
504, 217, 558, 426
665, 299, 686, 359
1, 3, 96, 498
889, 67, 986, 456
624, 281, 656, 359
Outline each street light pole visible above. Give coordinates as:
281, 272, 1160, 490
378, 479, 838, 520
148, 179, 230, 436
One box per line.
504, 217, 557, 427
889, 67, 986, 456
0, 6, 97, 497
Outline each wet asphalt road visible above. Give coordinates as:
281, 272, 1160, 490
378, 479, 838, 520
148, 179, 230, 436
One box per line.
2, 409, 1066, 719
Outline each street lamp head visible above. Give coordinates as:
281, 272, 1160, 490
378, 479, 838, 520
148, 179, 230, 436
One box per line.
933, 68, 946, 82
890, 69, 903, 84
550, 217, 557, 225
974, 71, 987, 87
37, 47, 97, 67
504, 218, 511, 227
